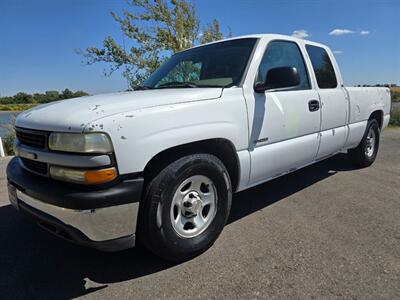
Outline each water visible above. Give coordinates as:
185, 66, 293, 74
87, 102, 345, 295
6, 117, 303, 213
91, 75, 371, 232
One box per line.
0, 111, 18, 138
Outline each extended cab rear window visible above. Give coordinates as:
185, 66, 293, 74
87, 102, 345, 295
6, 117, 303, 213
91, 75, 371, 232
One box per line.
306, 45, 338, 89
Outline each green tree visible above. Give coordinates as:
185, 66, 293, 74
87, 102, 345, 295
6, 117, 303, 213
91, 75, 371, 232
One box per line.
201, 19, 231, 44
72, 90, 89, 98
43, 91, 60, 103
33, 93, 45, 103
0, 89, 89, 105
14, 92, 32, 104
79, 0, 229, 89
62, 88, 74, 99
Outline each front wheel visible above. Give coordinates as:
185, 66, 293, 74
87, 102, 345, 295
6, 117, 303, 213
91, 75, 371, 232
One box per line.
348, 119, 380, 167
137, 154, 232, 261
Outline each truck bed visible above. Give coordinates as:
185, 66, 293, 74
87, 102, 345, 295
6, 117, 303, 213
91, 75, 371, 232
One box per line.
345, 87, 391, 126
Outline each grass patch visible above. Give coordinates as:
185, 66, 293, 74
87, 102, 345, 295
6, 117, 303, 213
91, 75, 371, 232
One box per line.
390, 87, 400, 103
389, 108, 400, 127
0, 104, 37, 111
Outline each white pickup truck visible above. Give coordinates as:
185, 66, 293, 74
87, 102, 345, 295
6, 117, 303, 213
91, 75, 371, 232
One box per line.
7, 34, 391, 261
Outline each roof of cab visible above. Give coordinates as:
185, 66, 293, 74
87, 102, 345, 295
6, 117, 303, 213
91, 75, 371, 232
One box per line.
194, 33, 327, 49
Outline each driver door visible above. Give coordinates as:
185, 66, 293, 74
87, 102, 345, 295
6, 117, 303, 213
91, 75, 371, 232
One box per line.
249, 40, 321, 185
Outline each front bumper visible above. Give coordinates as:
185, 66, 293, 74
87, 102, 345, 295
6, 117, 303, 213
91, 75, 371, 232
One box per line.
7, 157, 144, 251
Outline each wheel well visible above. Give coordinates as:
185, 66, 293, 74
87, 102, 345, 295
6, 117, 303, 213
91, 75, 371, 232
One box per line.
143, 139, 240, 191
369, 110, 384, 129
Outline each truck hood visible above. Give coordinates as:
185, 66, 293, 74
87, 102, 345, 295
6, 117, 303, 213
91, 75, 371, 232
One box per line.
16, 88, 223, 132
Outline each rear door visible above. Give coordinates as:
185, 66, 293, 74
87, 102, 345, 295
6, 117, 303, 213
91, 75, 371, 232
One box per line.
305, 45, 349, 159
248, 40, 321, 185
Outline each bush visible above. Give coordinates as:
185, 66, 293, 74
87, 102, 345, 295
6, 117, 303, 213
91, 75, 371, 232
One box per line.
389, 108, 400, 127
390, 87, 400, 103
3, 131, 16, 155
1, 116, 15, 155
0, 89, 89, 105
391, 92, 400, 103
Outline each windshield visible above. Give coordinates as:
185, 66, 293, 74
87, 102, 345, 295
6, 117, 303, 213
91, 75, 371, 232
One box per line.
141, 38, 258, 89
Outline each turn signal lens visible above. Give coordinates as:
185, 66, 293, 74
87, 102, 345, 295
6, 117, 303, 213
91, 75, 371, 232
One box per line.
50, 166, 117, 185
84, 168, 117, 185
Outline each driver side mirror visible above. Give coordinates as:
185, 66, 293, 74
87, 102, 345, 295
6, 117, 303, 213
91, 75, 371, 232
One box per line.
254, 66, 300, 93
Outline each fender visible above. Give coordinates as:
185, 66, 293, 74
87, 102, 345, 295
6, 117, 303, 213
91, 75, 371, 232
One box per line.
84, 90, 249, 175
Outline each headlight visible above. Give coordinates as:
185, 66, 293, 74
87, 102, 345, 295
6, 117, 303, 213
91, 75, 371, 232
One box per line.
49, 166, 117, 184
48, 133, 113, 153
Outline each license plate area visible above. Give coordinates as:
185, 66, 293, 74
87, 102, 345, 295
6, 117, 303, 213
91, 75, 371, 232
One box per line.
7, 184, 19, 210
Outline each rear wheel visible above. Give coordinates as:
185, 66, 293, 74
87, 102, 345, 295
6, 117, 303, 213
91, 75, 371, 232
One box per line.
348, 119, 380, 167
138, 154, 232, 261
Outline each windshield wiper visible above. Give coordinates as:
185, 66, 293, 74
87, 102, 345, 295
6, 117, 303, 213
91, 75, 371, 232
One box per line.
156, 81, 199, 89
135, 85, 153, 90
156, 81, 227, 89
196, 84, 229, 88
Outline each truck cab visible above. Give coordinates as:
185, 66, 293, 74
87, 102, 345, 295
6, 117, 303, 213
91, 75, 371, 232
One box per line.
7, 34, 391, 261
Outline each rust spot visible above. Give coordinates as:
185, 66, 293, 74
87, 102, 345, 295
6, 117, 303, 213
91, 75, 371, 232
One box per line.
121, 136, 127, 140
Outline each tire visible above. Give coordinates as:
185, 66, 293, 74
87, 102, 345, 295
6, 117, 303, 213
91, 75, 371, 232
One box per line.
137, 154, 232, 261
348, 119, 380, 167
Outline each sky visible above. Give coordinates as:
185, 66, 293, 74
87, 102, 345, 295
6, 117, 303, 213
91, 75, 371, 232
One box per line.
0, 0, 399, 96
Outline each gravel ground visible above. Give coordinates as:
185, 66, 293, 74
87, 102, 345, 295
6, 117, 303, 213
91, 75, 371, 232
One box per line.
0, 128, 399, 299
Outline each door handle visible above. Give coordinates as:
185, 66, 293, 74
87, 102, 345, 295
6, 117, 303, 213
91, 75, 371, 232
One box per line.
308, 100, 320, 112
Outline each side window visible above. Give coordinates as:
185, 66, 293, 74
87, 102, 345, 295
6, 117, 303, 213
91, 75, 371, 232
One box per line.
306, 45, 338, 89
257, 41, 310, 90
